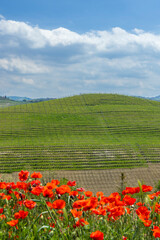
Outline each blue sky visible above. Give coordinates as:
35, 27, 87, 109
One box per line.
1, 0, 160, 98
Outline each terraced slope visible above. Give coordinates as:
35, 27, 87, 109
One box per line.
0, 93, 160, 172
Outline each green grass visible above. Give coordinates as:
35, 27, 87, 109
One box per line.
1, 93, 160, 172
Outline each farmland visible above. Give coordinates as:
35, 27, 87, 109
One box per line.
1, 93, 160, 174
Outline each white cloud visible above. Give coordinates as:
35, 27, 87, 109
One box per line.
22, 78, 34, 85
1, 18, 160, 97
0, 57, 49, 74
1, 19, 160, 52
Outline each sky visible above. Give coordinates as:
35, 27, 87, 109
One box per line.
1, 0, 160, 98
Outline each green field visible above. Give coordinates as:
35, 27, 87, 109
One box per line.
1, 93, 160, 172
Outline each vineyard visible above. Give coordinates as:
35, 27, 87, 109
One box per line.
1, 93, 160, 173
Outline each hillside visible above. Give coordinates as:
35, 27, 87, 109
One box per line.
0, 97, 26, 108
1, 93, 160, 173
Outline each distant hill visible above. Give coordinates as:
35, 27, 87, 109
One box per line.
8, 96, 55, 102
147, 95, 160, 101
0, 96, 26, 108
8, 96, 32, 101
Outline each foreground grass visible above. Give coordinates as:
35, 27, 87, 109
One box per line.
1, 170, 160, 239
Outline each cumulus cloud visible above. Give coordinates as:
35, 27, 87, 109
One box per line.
0, 57, 49, 74
0, 18, 160, 97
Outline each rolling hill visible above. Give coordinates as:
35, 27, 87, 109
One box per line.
1, 93, 160, 173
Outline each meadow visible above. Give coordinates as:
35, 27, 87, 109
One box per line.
1, 93, 160, 173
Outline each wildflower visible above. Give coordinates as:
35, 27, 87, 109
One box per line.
136, 206, 150, 221
84, 191, 93, 197
50, 223, 55, 228
92, 207, 106, 216
31, 186, 44, 196
108, 206, 125, 220
74, 218, 89, 227
14, 191, 25, 200
122, 187, 140, 195
77, 187, 85, 192
7, 219, 18, 227
30, 180, 41, 186
96, 192, 104, 198
24, 200, 36, 209
69, 191, 78, 197
14, 210, 28, 219
51, 179, 60, 185
122, 195, 136, 206
142, 185, 153, 192
72, 199, 89, 209
56, 185, 71, 195
70, 209, 82, 218
46, 182, 57, 190
0, 182, 6, 189
152, 226, 160, 238
90, 230, 104, 240
31, 172, 42, 179
16, 182, 28, 191
0, 214, 6, 220
0, 208, 3, 214
18, 170, 29, 182
42, 187, 54, 198
67, 181, 76, 187
143, 219, 152, 227
52, 199, 66, 209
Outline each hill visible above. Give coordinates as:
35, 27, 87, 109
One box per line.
1, 93, 160, 173
0, 96, 26, 108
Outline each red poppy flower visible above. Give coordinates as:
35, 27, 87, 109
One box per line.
152, 226, 160, 238
50, 223, 55, 228
31, 186, 44, 196
92, 207, 106, 216
0, 208, 3, 214
31, 172, 42, 179
84, 191, 93, 197
56, 185, 71, 195
0, 182, 6, 189
46, 182, 57, 190
72, 199, 89, 209
42, 187, 54, 198
14, 210, 28, 219
69, 191, 78, 196
51, 179, 60, 185
141, 185, 153, 192
90, 230, 104, 240
77, 187, 85, 192
24, 200, 36, 209
67, 181, 76, 187
143, 219, 152, 227
122, 187, 140, 195
96, 192, 104, 198
136, 206, 150, 221
7, 219, 18, 227
16, 182, 28, 191
0, 214, 6, 219
18, 170, 29, 182
30, 180, 41, 186
2, 194, 11, 200
75, 218, 89, 227
52, 199, 66, 209
70, 209, 82, 218
122, 195, 136, 206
